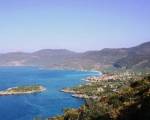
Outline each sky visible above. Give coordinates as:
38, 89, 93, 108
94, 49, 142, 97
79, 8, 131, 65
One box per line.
0, 0, 150, 52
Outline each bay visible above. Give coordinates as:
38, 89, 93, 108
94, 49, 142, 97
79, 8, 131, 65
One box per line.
0, 67, 99, 120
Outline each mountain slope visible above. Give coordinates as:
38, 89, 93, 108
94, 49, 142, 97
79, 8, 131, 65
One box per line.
0, 42, 149, 70
113, 42, 150, 69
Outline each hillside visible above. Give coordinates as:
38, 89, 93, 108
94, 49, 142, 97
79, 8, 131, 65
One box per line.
49, 73, 150, 120
114, 42, 150, 69
0, 42, 149, 70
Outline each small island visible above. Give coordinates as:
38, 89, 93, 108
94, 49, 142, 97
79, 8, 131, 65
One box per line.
0, 85, 46, 96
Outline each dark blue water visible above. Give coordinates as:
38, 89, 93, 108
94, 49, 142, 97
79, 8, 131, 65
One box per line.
0, 67, 99, 120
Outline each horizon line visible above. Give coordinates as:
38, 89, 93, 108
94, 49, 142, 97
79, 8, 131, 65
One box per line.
0, 41, 149, 54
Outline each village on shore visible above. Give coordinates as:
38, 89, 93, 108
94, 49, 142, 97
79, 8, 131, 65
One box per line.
61, 70, 150, 99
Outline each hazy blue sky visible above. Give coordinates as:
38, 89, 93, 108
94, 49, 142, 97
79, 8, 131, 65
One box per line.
0, 0, 150, 52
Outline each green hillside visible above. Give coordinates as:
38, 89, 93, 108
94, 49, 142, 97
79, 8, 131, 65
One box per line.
49, 73, 150, 120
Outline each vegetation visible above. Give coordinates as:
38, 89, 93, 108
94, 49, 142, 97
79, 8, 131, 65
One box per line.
7, 85, 43, 92
0, 85, 45, 95
49, 73, 150, 120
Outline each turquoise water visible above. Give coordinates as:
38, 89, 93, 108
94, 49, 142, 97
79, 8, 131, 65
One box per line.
0, 67, 99, 120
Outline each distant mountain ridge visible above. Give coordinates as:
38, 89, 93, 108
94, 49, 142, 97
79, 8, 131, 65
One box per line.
0, 42, 149, 70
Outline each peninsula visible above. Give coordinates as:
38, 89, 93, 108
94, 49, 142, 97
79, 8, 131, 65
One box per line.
0, 85, 46, 96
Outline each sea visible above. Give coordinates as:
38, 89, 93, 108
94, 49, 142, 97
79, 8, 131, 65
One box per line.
0, 67, 100, 120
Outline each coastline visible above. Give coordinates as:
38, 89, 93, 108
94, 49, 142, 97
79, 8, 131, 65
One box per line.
50, 72, 150, 120
60, 71, 140, 99
60, 70, 102, 99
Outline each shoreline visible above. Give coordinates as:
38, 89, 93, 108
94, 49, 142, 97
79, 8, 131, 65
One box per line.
0, 66, 103, 73
60, 71, 102, 99
60, 71, 147, 99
